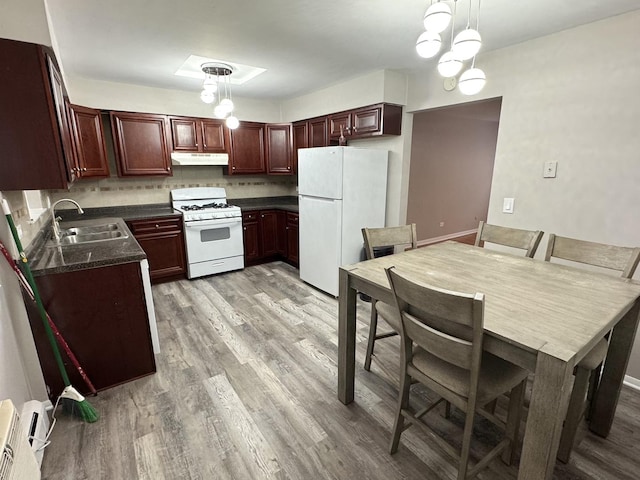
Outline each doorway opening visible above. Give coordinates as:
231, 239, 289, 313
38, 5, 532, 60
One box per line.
406, 97, 502, 245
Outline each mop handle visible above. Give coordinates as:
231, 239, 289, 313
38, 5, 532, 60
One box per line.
0, 241, 97, 395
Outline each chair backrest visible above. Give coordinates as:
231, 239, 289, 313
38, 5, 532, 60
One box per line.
545, 234, 640, 279
362, 224, 418, 260
385, 267, 484, 396
474, 221, 543, 258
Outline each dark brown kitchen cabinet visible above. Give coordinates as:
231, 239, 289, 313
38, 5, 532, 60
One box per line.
228, 121, 266, 174
127, 216, 186, 283
260, 210, 279, 257
292, 121, 308, 173
242, 212, 261, 263
169, 116, 227, 153
110, 111, 172, 176
286, 212, 299, 267
69, 105, 109, 178
309, 117, 329, 147
266, 123, 293, 174
0, 38, 76, 190
328, 103, 402, 139
26, 261, 156, 399
276, 211, 287, 256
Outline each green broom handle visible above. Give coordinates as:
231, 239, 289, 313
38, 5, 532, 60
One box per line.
3, 209, 71, 388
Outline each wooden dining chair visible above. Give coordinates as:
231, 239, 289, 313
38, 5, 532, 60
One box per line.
474, 221, 543, 258
361, 224, 418, 372
545, 234, 640, 463
385, 267, 528, 480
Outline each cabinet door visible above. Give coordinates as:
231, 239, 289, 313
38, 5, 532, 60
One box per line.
170, 117, 199, 151
111, 112, 172, 176
128, 216, 186, 283
201, 119, 227, 153
229, 122, 266, 174
286, 213, 299, 267
242, 212, 260, 263
47, 54, 78, 183
260, 210, 279, 257
0, 40, 70, 190
266, 123, 293, 174
276, 211, 287, 256
352, 105, 382, 136
328, 112, 352, 138
308, 117, 328, 147
292, 121, 308, 174
69, 105, 109, 178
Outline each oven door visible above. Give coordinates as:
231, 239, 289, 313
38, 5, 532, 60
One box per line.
183, 217, 244, 264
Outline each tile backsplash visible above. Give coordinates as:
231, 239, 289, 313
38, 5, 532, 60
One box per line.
49, 166, 297, 207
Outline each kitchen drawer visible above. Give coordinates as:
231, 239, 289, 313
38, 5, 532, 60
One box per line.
286, 212, 298, 225
128, 216, 182, 235
243, 212, 259, 223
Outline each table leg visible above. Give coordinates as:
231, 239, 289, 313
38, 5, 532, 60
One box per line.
338, 266, 357, 404
590, 299, 640, 437
518, 350, 573, 480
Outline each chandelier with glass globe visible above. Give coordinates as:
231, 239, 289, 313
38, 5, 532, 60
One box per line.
199, 63, 240, 129
415, 0, 486, 96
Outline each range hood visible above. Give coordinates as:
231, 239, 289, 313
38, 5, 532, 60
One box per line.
171, 152, 229, 166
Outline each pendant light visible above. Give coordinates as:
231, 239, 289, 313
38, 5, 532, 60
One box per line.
423, 1, 452, 34
416, 30, 442, 59
453, 0, 482, 60
201, 63, 239, 129
437, 0, 463, 78
458, 61, 486, 95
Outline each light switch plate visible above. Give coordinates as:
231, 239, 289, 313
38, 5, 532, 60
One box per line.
544, 161, 557, 178
503, 197, 514, 214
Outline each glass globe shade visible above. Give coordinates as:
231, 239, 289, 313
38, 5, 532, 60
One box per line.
452, 29, 482, 60
200, 89, 215, 104
226, 115, 240, 130
219, 98, 234, 113
415, 31, 442, 59
437, 51, 463, 78
214, 104, 229, 119
203, 76, 218, 92
458, 67, 486, 95
423, 2, 452, 34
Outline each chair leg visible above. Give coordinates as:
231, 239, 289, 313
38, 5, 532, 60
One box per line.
557, 366, 591, 463
390, 370, 411, 454
458, 401, 476, 480
502, 379, 526, 465
364, 299, 379, 371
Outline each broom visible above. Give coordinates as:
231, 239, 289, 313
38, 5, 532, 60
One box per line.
2, 199, 98, 423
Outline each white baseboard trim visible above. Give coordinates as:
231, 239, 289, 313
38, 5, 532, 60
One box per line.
418, 229, 478, 247
624, 375, 640, 392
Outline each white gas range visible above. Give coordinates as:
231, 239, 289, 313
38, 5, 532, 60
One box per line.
171, 187, 244, 279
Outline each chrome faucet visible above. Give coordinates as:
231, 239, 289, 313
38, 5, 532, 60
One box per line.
51, 198, 84, 241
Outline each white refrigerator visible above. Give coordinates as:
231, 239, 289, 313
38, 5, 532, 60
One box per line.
298, 146, 388, 296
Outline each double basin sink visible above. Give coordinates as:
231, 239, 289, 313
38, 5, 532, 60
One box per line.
47, 218, 129, 247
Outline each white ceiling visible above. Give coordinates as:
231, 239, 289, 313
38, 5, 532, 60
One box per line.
45, 0, 640, 101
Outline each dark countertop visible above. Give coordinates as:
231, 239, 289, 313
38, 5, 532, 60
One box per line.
56, 203, 178, 222
27, 217, 147, 276
230, 196, 298, 213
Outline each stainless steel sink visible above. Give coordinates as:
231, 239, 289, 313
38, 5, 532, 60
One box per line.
56, 231, 126, 245
47, 219, 129, 247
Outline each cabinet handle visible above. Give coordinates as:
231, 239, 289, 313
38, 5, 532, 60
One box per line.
166, 167, 170, 171
353, 127, 357, 132
287, 166, 291, 170
232, 166, 236, 170
261, 215, 264, 218
155, 224, 160, 228
243, 227, 247, 231
82, 167, 87, 171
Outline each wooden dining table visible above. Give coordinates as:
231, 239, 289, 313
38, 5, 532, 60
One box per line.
337, 241, 640, 480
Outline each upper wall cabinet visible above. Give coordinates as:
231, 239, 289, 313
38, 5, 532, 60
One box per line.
169, 116, 228, 153
328, 103, 403, 139
69, 105, 109, 178
228, 121, 266, 175
266, 123, 293, 175
110, 111, 172, 176
0, 38, 75, 190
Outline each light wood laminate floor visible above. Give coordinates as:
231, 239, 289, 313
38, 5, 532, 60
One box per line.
41, 262, 640, 479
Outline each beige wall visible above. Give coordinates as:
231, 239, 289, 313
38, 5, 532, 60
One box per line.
407, 10, 640, 380
407, 100, 500, 241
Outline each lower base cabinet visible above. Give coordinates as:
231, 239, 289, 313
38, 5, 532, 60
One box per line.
127, 215, 186, 284
26, 262, 156, 400
242, 210, 298, 267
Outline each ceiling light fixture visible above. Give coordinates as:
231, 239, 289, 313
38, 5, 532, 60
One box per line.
200, 62, 239, 129
416, 0, 486, 96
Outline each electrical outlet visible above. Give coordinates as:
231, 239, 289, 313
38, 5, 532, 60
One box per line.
544, 161, 557, 178
439, 221, 445, 227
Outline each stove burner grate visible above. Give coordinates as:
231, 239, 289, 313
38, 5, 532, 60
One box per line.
181, 202, 231, 211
